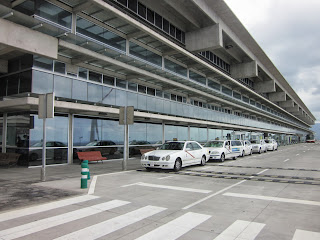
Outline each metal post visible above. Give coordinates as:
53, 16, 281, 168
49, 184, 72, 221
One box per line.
122, 107, 128, 171
2, 113, 7, 153
41, 117, 46, 181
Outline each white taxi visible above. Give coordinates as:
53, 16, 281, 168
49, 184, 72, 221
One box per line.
241, 140, 253, 156
140, 141, 209, 171
264, 139, 278, 151
204, 140, 241, 162
251, 139, 267, 154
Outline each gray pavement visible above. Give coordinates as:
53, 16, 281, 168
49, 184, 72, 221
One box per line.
0, 158, 141, 212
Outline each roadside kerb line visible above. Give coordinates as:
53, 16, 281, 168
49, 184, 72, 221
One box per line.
223, 192, 320, 206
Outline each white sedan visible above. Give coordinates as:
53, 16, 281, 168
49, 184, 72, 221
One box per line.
141, 141, 209, 171
264, 139, 278, 151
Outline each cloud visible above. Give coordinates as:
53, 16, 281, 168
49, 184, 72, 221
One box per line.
225, 0, 320, 122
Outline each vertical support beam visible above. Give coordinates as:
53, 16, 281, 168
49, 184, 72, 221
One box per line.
2, 113, 7, 153
188, 125, 190, 140
122, 107, 128, 171
206, 127, 209, 142
162, 122, 165, 144
71, 13, 76, 34
68, 113, 74, 164
126, 39, 130, 56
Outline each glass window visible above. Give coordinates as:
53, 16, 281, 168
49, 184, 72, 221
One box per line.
250, 99, 256, 106
129, 42, 162, 66
78, 67, 88, 79
147, 8, 154, 24
163, 92, 170, 99
147, 87, 155, 96
103, 75, 114, 86
102, 86, 116, 105
138, 85, 146, 94
169, 24, 176, 37
146, 123, 162, 144
176, 28, 182, 42
6, 74, 19, 95
242, 96, 249, 103
128, 0, 137, 12
156, 89, 163, 97
208, 79, 220, 90
155, 12, 162, 29
233, 91, 241, 100
33, 56, 53, 71
19, 71, 32, 93
32, 70, 54, 93
138, 2, 146, 18
89, 71, 102, 83
35, 0, 72, 29
117, 0, 127, 7
128, 82, 137, 91
72, 79, 87, 101
164, 59, 187, 77
165, 125, 188, 142
189, 71, 206, 85
116, 79, 126, 89
222, 86, 232, 96
163, 18, 169, 33
76, 17, 126, 52
54, 61, 65, 74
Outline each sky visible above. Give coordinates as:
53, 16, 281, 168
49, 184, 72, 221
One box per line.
224, 0, 320, 123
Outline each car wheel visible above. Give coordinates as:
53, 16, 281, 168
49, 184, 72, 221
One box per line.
173, 158, 182, 172
241, 151, 245, 157
272, 147, 274, 151
145, 167, 152, 172
250, 150, 253, 155
200, 155, 206, 166
220, 153, 225, 162
233, 156, 237, 160
259, 148, 261, 154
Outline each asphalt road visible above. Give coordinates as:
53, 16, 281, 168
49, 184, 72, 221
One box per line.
0, 143, 319, 240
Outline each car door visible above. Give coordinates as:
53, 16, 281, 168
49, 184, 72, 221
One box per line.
184, 142, 195, 166
225, 141, 233, 158
191, 142, 203, 164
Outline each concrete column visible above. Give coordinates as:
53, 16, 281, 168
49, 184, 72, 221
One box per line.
162, 122, 165, 144
230, 61, 257, 79
68, 113, 74, 164
185, 24, 222, 52
2, 113, 7, 153
188, 125, 190, 140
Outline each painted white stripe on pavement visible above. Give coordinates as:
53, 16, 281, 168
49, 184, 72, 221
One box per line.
256, 169, 269, 175
296, 154, 300, 156
223, 193, 320, 206
292, 229, 320, 240
54, 205, 166, 240
157, 176, 174, 180
122, 182, 212, 194
0, 200, 130, 240
214, 220, 265, 240
135, 212, 211, 240
284, 159, 290, 162
0, 195, 99, 223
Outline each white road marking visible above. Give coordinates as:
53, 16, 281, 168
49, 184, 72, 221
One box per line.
214, 220, 265, 240
135, 212, 211, 240
88, 175, 97, 195
296, 154, 300, 156
284, 159, 290, 162
122, 182, 211, 193
0, 200, 129, 240
223, 193, 320, 206
0, 195, 99, 223
182, 168, 269, 210
182, 180, 247, 210
157, 176, 175, 180
292, 229, 320, 240
54, 205, 166, 240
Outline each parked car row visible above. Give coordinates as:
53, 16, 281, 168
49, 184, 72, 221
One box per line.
140, 139, 278, 171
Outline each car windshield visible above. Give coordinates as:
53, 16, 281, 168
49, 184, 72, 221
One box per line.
204, 141, 224, 148
264, 140, 270, 143
251, 140, 259, 144
158, 142, 184, 150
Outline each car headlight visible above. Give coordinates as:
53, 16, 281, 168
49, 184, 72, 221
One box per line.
162, 155, 170, 161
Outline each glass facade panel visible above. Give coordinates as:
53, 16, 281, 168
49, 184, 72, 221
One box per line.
35, 0, 72, 29
208, 79, 220, 91
130, 42, 162, 66
222, 86, 232, 96
102, 86, 116, 105
32, 70, 54, 93
19, 71, 32, 94
33, 56, 53, 71
88, 83, 102, 102
165, 125, 188, 142
116, 79, 127, 89
209, 129, 221, 140
7, 74, 19, 95
89, 71, 102, 83
146, 123, 162, 144
54, 61, 65, 74
103, 75, 115, 86
128, 82, 137, 91
189, 71, 206, 85
54, 75, 72, 98
72, 80, 88, 101
164, 59, 187, 77
78, 67, 88, 79
115, 89, 127, 106
76, 17, 126, 52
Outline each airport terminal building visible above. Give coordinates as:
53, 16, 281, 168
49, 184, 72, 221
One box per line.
0, 0, 316, 166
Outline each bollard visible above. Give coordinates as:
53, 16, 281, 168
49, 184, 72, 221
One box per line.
81, 160, 89, 189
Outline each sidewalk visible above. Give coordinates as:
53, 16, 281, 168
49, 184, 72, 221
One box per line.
0, 158, 141, 212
